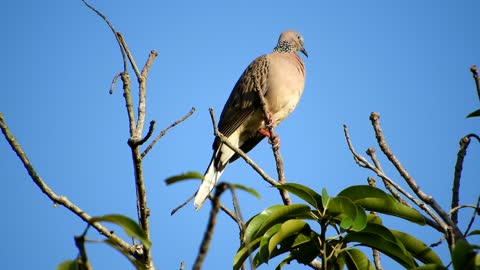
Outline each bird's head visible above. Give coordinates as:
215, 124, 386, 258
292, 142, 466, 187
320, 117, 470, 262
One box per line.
276, 30, 308, 57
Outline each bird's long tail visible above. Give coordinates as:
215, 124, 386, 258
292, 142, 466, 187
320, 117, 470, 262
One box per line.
194, 160, 224, 210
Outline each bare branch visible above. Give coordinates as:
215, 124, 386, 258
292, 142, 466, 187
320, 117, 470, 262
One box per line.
253, 75, 291, 205
116, 32, 142, 81
369, 112, 465, 245
451, 135, 471, 224
208, 108, 278, 186
136, 120, 156, 146
109, 72, 122, 94
0, 113, 137, 257
75, 235, 93, 270
470, 65, 480, 102
121, 72, 136, 137
142, 107, 196, 158
343, 124, 445, 233
228, 185, 245, 231
366, 148, 410, 207
80, 0, 126, 71
366, 177, 384, 270
135, 49, 158, 139
464, 196, 480, 236
193, 183, 228, 270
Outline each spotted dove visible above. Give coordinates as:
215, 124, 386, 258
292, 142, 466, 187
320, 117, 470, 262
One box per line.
194, 30, 307, 210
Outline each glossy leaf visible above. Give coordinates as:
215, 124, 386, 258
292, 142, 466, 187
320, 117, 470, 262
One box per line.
412, 264, 448, 270
338, 185, 425, 225
452, 239, 478, 270
243, 205, 286, 243
232, 183, 261, 199
343, 223, 415, 268
266, 232, 318, 266
250, 204, 312, 241
90, 214, 151, 249
233, 238, 262, 270
56, 260, 79, 270
326, 196, 367, 231
164, 171, 203, 185
468, 229, 480, 236
268, 220, 311, 255
258, 223, 282, 264
467, 108, 480, 118
276, 183, 324, 210
391, 230, 443, 265
342, 248, 375, 270
322, 187, 330, 208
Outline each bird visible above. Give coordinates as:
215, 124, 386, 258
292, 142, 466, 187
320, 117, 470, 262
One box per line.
194, 30, 307, 210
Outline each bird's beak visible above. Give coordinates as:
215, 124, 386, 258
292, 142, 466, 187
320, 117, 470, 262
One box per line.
300, 47, 308, 58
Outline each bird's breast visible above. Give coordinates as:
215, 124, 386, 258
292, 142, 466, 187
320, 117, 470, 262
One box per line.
265, 53, 306, 125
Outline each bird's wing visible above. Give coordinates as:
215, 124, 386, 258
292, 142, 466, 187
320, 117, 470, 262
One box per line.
213, 55, 269, 150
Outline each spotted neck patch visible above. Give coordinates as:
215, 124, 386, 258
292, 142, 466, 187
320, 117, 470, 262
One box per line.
273, 40, 294, 53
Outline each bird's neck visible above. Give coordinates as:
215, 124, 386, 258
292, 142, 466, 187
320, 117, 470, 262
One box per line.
273, 41, 295, 53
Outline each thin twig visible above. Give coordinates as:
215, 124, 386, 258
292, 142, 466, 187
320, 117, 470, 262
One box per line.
142, 107, 196, 158
136, 120, 156, 146
129, 145, 152, 266
366, 148, 410, 207
135, 49, 158, 139
252, 75, 291, 205
208, 108, 278, 186
193, 183, 228, 270
109, 72, 122, 94
366, 177, 384, 270
219, 203, 244, 231
228, 185, 245, 231
343, 124, 444, 233
80, 0, 126, 71
121, 72, 136, 137
470, 65, 480, 102
464, 196, 480, 236
451, 135, 471, 224
0, 113, 137, 257
116, 32, 142, 81
369, 112, 465, 246
75, 235, 93, 270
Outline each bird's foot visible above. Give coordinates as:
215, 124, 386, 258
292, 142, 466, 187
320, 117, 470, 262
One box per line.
266, 112, 275, 129
259, 129, 280, 148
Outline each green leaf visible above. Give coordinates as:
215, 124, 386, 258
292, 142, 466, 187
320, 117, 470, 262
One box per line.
467, 108, 480, 118
90, 214, 151, 249
412, 264, 448, 270
452, 239, 478, 270
258, 223, 282, 264
233, 238, 262, 270
56, 260, 79, 270
342, 248, 375, 270
367, 213, 383, 225
343, 223, 415, 268
326, 196, 367, 231
231, 184, 261, 199
253, 204, 312, 241
391, 230, 443, 265
268, 220, 311, 255
276, 183, 324, 211
322, 187, 330, 207
243, 205, 286, 243
338, 185, 425, 225
468, 229, 480, 236
267, 232, 318, 266
164, 171, 203, 185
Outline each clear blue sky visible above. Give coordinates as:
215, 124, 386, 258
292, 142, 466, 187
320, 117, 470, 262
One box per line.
1, 1, 479, 269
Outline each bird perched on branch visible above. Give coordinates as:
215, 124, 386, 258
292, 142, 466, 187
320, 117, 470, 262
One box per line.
194, 30, 307, 210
